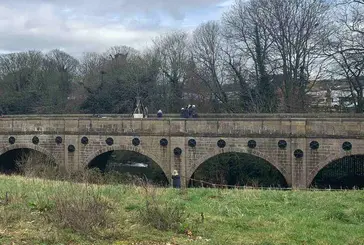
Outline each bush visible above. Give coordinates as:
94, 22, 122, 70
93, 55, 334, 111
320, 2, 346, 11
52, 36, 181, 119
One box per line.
138, 183, 188, 231
16, 151, 58, 179
48, 188, 113, 235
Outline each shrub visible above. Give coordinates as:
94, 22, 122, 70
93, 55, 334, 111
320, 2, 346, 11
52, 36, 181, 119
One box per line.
138, 182, 188, 231
14, 150, 162, 187
48, 188, 113, 235
16, 151, 58, 179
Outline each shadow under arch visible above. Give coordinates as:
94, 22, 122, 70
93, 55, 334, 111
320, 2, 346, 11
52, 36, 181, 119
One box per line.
84, 145, 169, 183
189, 147, 290, 187
0, 143, 57, 163
307, 151, 352, 187
309, 153, 364, 189
0, 143, 58, 174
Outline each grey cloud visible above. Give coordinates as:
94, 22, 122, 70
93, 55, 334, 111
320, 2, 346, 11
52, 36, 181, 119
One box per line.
0, 0, 230, 56
3, 0, 224, 19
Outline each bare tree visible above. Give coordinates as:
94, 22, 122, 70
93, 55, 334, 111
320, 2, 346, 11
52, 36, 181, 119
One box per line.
191, 21, 238, 112
223, 0, 277, 112
245, 0, 331, 112
0, 51, 44, 93
120, 50, 162, 112
78, 46, 163, 114
324, 0, 364, 112
153, 31, 189, 112
45, 49, 79, 74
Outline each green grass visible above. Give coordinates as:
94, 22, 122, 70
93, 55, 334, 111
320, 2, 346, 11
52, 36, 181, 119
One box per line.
0, 175, 364, 245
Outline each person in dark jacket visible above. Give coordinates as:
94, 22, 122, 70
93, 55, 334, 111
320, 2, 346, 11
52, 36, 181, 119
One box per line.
191, 105, 198, 118
187, 105, 192, 118
157, 109, 163, 118
182, 107, 189, 118
180, 108, 185, 118
172, 170, 181, 188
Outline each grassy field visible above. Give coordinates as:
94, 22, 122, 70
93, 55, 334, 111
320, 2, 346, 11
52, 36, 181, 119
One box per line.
0, 175, 363, 245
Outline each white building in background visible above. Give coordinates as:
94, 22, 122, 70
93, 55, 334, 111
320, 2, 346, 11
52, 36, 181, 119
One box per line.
307, 79, 360, 112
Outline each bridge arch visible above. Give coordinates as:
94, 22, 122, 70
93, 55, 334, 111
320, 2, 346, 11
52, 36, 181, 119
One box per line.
0, 143, 57, 163
307, 151, 364, 187
189, 147, 291, 186
84, 145, 169, 181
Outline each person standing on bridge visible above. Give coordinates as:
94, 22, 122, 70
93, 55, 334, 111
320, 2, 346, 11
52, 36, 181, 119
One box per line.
180, 108, 185, 118
181, 107, 189, 118
157, 109, 163, 118
191, 105, 198, 118
187, 105, 192, 117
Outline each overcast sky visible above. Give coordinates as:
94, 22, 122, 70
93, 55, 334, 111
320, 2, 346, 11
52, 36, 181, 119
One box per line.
0, 0, 234, 57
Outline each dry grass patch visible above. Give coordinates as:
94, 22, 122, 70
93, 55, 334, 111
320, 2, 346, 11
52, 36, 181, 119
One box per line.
137, 182, 188, 232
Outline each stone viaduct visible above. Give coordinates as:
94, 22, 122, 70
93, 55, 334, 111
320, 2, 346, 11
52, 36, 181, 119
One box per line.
0, 113, 363, 188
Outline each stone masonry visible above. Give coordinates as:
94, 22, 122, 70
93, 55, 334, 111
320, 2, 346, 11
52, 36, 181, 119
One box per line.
0, 114, 364, 188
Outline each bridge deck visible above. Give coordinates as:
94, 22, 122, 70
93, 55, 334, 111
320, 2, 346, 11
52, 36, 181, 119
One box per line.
2, 113, 364, 119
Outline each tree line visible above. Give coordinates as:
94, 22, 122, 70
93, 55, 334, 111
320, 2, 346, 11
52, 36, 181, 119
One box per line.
1, 0, 364, 115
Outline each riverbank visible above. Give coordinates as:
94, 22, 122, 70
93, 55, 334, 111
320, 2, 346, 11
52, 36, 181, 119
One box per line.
0, 175, 363, 245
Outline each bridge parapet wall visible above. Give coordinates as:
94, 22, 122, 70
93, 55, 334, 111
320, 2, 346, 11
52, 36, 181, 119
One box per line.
0, 117, 363, 138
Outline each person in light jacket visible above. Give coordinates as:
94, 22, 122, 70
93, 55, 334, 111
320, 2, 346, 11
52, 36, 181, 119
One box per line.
191, 105, 198, 118
172, 170, 181, 188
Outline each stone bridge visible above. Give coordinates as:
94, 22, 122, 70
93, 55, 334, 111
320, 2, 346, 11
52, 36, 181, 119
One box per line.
1, 113, 364, 188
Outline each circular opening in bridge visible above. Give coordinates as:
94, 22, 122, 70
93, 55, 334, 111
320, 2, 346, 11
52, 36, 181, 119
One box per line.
188, 139, 196, 148
0, 148, 56, 176
8, 137, 16, 145
160, 138, 168, 147
247, 140, 257, 149
32, 136, 39, 145
132, 138, 140, 146
68, 145, 75, 152
310, 141, 320, 150
55, 136, 62, 144
88, 150, 168, 186
189, 152, 288, 188
81, 137, 89, 145
342, 141, 352, 151
174, 147, 182, 156
106, 137, 114, 146
294, 149, 304, 159
217, 139, 226, 149
311, 155, 364, 189
278, 140, 287, 149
